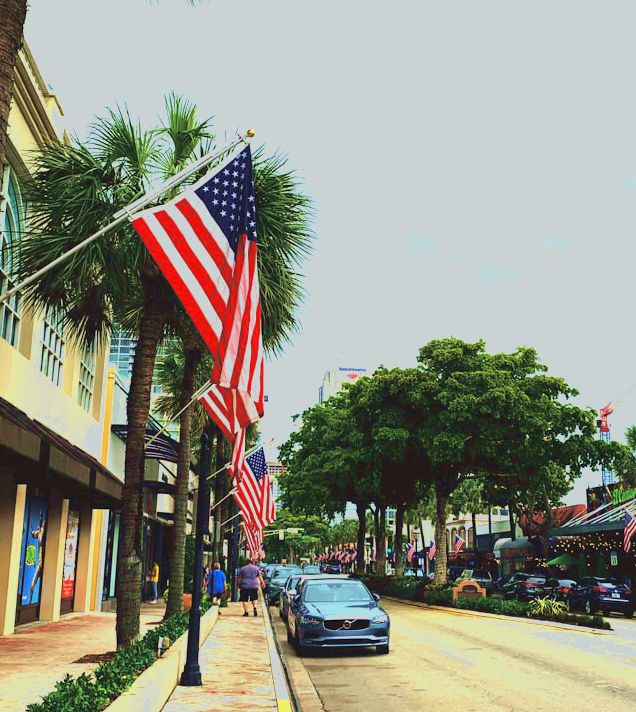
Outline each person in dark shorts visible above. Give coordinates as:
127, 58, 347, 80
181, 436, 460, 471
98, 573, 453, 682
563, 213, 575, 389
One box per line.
238, 558, 265, 617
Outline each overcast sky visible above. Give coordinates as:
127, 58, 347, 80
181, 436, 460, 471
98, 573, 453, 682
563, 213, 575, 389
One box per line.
26, 1, 636, 505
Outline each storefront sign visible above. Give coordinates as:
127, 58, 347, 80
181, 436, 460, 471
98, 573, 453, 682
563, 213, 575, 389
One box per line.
61, 510, 80, 600
610, 551, 618, 567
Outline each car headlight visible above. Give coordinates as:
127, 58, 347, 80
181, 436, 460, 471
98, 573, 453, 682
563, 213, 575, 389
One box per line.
299, 615, 322, 626
372, 613, 389, 624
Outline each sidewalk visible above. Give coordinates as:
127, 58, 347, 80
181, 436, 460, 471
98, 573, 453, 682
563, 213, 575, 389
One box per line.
0, 602, 166, 712
163, 601, 281, 711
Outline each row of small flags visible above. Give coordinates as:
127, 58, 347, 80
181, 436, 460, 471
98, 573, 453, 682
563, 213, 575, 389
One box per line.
131, 144, 275, 560
317, 550, 358, 565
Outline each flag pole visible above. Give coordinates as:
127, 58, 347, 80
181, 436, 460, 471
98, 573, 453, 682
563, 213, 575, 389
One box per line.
145, 380, 212, 449
206, 443, 262, 481
220, 511, 241, 528
0, 133, 251, 306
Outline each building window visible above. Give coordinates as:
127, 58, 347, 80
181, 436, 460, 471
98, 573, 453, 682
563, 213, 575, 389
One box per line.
40, 307, 65, 385
1, 170, 23, 347
78, 341, 96, 411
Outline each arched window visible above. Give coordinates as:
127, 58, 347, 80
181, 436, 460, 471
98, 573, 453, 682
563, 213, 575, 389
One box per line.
1, 169, 23, 347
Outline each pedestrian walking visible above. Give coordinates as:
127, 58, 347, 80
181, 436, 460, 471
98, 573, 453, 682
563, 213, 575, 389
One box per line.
237, 557, 265, 617
208, 562, 227, 606
150, 561, 159, 603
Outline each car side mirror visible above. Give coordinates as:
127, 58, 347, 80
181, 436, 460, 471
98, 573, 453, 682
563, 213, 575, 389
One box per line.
373, 593, 380, 602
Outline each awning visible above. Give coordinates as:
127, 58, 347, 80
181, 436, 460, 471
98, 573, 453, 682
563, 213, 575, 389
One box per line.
0, 395, 122, 503
499, 537, 539, 556
547, 553, 579, 566
111, 424, 179, 462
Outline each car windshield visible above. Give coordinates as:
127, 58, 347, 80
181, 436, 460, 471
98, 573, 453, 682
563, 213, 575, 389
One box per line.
527, 576, 546, 583
303, 566, 320, 573
304, 581, 373, 603
595, 580, 620, 589
273, 567, 302, 578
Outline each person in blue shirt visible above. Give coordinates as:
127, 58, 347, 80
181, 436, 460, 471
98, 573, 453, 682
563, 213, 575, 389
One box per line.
208, 562, 227, 607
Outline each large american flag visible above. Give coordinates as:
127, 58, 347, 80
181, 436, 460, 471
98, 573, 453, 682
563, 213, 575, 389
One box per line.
428, 539, 436, 561
131, 146, 264, 449
234, 446, 275, 530
454, 533, 465, 554
406, 543, 415, 563
624, 510, 636, 552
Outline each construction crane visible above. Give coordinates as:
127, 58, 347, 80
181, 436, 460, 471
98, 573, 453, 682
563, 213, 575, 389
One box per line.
596, 383, 636, 486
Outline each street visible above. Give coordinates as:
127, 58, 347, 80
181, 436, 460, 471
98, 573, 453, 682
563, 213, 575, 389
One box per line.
272, 599, 636, 711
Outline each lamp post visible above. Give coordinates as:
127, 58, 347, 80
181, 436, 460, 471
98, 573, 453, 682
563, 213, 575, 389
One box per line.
180, 430, 212, 686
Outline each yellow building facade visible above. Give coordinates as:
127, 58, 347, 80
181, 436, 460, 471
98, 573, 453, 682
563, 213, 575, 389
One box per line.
0, 43, 123, 634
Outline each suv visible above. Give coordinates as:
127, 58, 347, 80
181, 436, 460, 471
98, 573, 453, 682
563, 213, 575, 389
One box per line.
503, 573, 547, 601
567, 577, 634, 618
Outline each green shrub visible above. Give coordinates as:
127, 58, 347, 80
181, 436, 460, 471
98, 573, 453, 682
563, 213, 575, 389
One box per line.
27, 599, 214, 712
456, 597, 529, 617
422, 586, 453, 606
527, 596, 567, 619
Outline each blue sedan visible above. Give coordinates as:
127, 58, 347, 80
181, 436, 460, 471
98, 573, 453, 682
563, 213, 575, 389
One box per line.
286, 576, 390, 655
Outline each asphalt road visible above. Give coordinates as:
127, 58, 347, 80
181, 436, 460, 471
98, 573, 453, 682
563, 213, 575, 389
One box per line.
272, 599, 636, 712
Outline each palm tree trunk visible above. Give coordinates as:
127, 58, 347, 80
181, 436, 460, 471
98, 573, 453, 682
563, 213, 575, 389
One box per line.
355, 503, 366, 573
0, 0, 28, 191
376, 507, 387, 574
165, 345, 201, 618
116, 279, 166, 649
211, 429, 225, 563
434, 481, 449, 584
394, 503, 405, 576
472, 511, 477, 554
508, 501, 516, 542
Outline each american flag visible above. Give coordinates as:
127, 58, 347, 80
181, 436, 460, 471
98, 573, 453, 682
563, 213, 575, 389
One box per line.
131, 145, 264, 443
624, 510, 636, 552
242, 520, 263, 558
406, 543, 415, 563
233, 446, 275, 529
454, 533, 465, 554
428, 539, 436, 561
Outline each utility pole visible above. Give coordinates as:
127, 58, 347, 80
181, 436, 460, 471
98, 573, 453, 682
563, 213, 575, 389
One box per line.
180, 430, 212, 686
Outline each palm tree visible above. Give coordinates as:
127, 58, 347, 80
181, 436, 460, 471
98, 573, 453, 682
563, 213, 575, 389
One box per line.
18, 98, 313, 646
154, 333, 208, 618
0, 0, 28, 190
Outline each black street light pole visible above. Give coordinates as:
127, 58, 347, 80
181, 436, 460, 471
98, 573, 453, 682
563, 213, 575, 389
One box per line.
180, 430, 212, 686
231, 503, 240, 601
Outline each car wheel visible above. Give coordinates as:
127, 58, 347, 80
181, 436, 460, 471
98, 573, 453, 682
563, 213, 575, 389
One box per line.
625, 610, 634, 619
376, 643, 390, 655
294, 629, 305, 656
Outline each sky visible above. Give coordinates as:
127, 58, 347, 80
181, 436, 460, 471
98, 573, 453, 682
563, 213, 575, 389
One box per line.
25, 0, 636, 505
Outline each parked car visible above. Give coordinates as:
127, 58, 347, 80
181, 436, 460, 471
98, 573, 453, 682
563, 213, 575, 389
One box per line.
278, 574, 304, 621
323, 563, 343, 574
286, 575, 390, 655
502, 573, 547, 601
266, 565, 303, 605
538, 578, 577, 602
567, 577, 634, 617
302, 565, 321, 574
455, 569, 494, 594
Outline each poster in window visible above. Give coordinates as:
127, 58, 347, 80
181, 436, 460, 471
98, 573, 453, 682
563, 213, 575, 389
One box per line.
61, 510, 80, 599
18, 497, 48, 606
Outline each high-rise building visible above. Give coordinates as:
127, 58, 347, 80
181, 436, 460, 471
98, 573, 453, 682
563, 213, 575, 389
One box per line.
318, 366, 368, 403
267, 461, 285, 508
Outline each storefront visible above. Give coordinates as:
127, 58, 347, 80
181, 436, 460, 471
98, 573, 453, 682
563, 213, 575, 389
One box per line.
60, 504, 80, 615
15, 492, 49, 626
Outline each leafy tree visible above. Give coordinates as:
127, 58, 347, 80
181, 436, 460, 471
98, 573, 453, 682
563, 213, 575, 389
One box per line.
279, 391, 378, 572
408, 338, 635, 584
449, 479, 485, 552
263, 510, 331, 563
19, 98, 312, 646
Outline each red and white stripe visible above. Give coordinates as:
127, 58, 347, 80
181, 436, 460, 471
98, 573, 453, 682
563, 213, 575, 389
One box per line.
242, 521, 263, 558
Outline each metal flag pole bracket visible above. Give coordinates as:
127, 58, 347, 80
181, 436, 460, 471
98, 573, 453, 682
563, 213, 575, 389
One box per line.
0, 131, 254, 306
220, 511, 241, 528
209, 488, 238, 511
145, 380, 212, 449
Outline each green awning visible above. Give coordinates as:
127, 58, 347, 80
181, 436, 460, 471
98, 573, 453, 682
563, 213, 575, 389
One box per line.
547, 554, 578, 566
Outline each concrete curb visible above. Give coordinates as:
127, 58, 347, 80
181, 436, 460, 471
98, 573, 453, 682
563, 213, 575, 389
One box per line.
105, 605, 220, 712
261, 593, 295, 712
383, 596, 615, 635
265, 601, 325, 712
